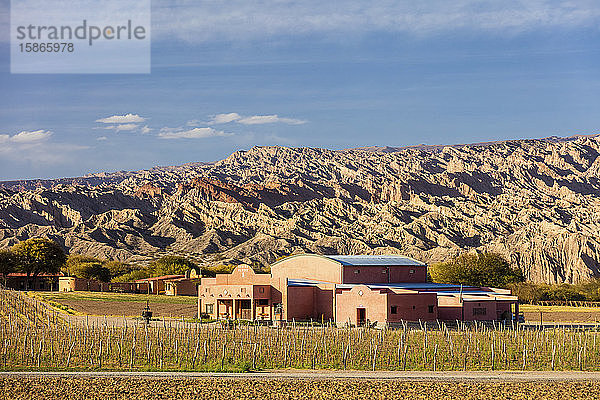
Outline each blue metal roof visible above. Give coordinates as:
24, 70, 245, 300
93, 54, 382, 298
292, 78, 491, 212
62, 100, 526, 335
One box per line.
324, 255, 426, 266
335, 282, 471, 291
288, 279, 480, 292
288, 278, 331, 287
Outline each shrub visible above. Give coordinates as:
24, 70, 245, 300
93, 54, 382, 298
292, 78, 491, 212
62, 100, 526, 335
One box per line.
430, 252, 524, 288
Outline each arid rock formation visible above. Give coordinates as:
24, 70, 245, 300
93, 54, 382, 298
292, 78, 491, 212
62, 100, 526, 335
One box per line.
2, 136, 600, 284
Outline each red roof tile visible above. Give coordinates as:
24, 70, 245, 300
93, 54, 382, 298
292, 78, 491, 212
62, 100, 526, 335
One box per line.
134, 274, 185, 282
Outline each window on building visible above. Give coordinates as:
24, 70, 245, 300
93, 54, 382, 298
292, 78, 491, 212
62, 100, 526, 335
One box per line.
354, 269, 360, 274
258, 299, 269, 306
390, 306, 397, 314
409, 269, 415, 274
412, 305, 415, 309
259, 287, 264, 293
382, 269, 388, 274
473, 307, 487, 316
428, 305, 434, 313
241, 288, 246, 293
205, 304, 214, 314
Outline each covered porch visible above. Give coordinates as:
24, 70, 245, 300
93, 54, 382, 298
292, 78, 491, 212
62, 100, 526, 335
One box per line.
215, 298, 272, 320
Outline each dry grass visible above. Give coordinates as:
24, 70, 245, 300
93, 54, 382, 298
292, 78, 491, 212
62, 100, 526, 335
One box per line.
520, 305, 600, 313
520, 304, 600, 322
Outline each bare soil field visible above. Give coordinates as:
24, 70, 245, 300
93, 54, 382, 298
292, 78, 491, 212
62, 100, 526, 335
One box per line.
2, 377, 599, 400
31, 292, 198, 318
520, 305, 600, 323
55, 299, 198, 318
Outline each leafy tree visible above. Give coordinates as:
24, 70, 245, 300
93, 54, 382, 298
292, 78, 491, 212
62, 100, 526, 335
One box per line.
149, 255, 199, 277
104, 260, 133, 279
11, 238, 66, 278
509, 278, 600, 303
64, 254, 101, 276
430, 252, 524, 288
111, 268, 152, 283
0, 249, 17, 285
507, 282, 546, 304
544, 284, 586, 302
70, 261, 111, 282
206, 264, 236, 275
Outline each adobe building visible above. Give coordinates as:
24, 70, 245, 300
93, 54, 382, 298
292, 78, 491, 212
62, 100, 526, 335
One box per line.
4, 273, 62, 291
135, 274, 185, 295
58, 276, 146, 293
197, 254, 519, 326
164, 277, 198, 296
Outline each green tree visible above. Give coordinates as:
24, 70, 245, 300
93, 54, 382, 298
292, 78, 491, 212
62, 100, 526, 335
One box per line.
70, 261, 111, 282
0, 249, 17, 285
149, 255, 199, 277
430, 252, 524, 288
104, 260, 134, 280
11, 238, 66, 279
64, 254, 101, 276
206, 264, 236, 275
111, 268, 151, 283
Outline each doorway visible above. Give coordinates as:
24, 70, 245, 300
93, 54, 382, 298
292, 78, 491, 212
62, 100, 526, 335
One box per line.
357, 308, 366, 326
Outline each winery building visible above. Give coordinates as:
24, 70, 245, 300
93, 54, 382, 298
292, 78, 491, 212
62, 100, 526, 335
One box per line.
197, 254, 519, 326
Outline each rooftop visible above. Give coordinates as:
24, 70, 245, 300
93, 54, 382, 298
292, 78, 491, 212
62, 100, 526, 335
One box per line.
324, 255, 426, 266
288, 279, 515, 299
135, 274, 185, 282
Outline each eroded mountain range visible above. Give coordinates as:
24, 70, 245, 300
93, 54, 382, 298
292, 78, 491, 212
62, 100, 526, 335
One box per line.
2, 136, 600, 284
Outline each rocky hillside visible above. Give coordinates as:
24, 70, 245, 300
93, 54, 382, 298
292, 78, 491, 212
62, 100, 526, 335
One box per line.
2, 136, 600, 284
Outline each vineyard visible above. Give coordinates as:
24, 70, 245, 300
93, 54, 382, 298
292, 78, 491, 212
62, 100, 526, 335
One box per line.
0, 287, 599, 372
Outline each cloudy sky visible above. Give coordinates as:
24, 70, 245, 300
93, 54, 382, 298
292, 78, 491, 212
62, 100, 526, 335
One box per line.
1, 0, 600, 179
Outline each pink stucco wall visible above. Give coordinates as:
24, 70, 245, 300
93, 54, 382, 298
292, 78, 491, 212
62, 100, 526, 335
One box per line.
335, 285, 388, 326
271, 255, 342, 283
341, 265, 427, 284
387, 292, 437, 322
286, 286, 315, 320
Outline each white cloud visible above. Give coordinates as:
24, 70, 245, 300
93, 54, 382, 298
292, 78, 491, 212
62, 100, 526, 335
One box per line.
101, 123, 139, 132
96, 136, 108, 141
0, 129, 87, 165
6, 130, 52, 143
158, 127, 232, 139
211, 113, 242, 124
141, 125, 152, 134
237, 115, 306, 125
206, 112, 306, 125
152, 1, 600, 42
96, 113, 145, 124
114, 124, 139, 131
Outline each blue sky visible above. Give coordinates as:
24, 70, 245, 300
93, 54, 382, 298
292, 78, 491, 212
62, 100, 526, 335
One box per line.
1, 0, 600, 180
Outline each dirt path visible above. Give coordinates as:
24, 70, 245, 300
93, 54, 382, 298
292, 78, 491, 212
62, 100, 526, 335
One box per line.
4, 376, 600, 400
3, 370, 600, 381
3, 371, 600, 399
